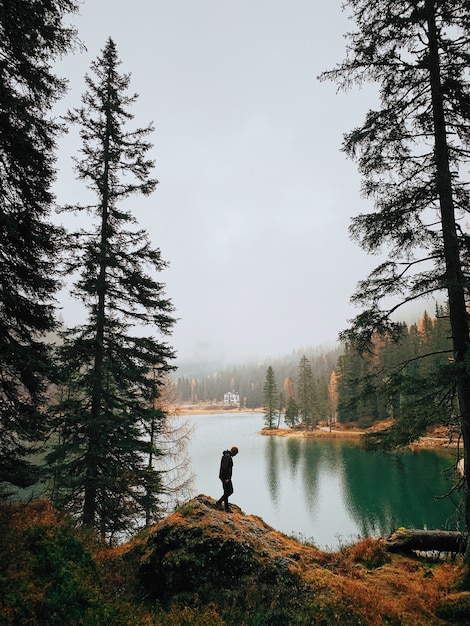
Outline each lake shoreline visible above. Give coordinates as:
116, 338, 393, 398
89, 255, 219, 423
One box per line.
259, 427, 459, 449
176, 405, 458, 449
260, 427, 363, 439
187, 410, 459, 548
177, 405, 263, 415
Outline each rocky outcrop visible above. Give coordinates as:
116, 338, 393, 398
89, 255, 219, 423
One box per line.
138, 494, 316, 600
137, 495, 465, 624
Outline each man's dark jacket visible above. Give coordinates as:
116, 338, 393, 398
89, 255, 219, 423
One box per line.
219, 450, 233, 481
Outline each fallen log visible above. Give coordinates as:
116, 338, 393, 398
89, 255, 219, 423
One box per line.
385, 529, 467, 554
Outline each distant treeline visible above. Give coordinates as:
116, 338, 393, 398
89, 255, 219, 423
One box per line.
175, 304, 452, 429
175, 346, 341, 412
335, 304, 452, 428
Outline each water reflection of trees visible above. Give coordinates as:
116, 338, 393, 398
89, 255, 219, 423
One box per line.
300, 440, 348, 519
341, 446, 460, 536
286, 438, 302, 477
300, 441, 322, 512
265, 437, 280, 509
265, 435, 460, 537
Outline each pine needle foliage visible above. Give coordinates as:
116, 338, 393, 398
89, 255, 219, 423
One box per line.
47, 39, 176, 541
0, 0, 79, 489
296, 355, 318, 428
263, 365, 279, 429
320, 0, 470, 575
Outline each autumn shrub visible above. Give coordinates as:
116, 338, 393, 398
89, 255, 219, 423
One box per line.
345, 537, 391, 569
0, 500, 140, 625
152, 599, 226, 625
0, 498, 465, 626
435, 591, 470, 624
0, 501, 107, 625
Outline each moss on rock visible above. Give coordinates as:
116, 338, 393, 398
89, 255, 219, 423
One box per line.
139, 495, 303, 600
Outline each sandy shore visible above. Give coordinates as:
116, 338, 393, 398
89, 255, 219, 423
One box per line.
176, 405, 263, 415
260, 427, 364, 438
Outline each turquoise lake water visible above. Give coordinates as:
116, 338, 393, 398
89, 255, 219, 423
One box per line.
186, 412, 462, 549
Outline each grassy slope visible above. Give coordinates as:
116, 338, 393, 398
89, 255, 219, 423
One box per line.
1, 497, 469, 625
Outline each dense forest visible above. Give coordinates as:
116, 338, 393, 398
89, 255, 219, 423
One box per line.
335, 304, 453, 427
175, 345, 341, 412
175, 303, 453, 435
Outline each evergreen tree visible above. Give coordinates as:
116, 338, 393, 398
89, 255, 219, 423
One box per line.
296, 355, 317, 429
334, 307, 454, 436
263, 366, 279, 429
48, 39, 175, 540
360, 311, 456, 452
0, 0, 78, 488
335, 346, 367, 423
321, 0, 470, 571
284, 396, 299, 428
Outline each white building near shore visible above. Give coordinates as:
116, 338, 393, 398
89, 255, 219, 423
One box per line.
223, 391, 240, 405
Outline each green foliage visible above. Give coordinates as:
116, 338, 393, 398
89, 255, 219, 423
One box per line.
334, 305, 458, 447
0, 0, 78, 488
0, 499, 166, 625
320, 0, 470, 549
436, 591, 470, 625
335, 344, 383, 425
296, 355, 318, 428
48, 38, 176, 540
263, 366, 279, 429
0, 501, 104, 625
284, 395, 300, 428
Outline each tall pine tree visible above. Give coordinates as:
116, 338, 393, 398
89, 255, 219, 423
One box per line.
296, 355, 317, 429
263, 366, 279, 429
48, 39, 176, 541
321, 0, 470, 577
0, 0, 78, 488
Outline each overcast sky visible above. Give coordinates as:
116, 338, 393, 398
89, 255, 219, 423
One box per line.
53, 0, 397, 367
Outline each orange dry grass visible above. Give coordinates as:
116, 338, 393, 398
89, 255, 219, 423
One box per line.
0, 498, 59, 531
1, 497, 465, 625
142, 498, 463, 624
302, 545, 463, 626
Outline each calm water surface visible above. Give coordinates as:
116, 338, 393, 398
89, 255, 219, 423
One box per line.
186, 412, 461, 549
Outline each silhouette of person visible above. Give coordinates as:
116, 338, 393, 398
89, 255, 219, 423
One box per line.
216, 446, 239, 512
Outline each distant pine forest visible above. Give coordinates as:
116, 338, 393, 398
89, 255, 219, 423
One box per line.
175, 304, 452, 428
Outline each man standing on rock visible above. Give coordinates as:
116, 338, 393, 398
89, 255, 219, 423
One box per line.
216, 446, 238, 512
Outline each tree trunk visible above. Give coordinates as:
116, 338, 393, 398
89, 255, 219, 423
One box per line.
426, 0, 470, 578
385, 529, 467, 554
83, 116, 111, 529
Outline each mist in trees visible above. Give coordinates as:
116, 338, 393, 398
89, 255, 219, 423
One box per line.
176, 347, 339, 415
